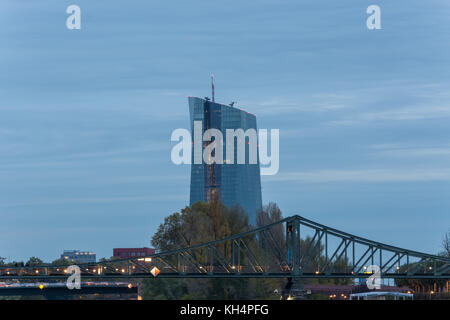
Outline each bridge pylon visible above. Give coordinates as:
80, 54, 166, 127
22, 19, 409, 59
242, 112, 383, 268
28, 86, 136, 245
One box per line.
281, 277, 307, 300
286, 219, 300, 276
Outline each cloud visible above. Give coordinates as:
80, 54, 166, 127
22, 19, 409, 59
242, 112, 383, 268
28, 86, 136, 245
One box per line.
370, 144, 450, 157
243, 93, 357, 115
0, 143, 169, 170
329, 105, 450, 126
263, 168, 450, 183
0, 195, 186, 208
113, 174, 188, 184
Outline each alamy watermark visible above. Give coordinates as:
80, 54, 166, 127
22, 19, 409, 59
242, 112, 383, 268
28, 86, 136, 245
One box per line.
366, 5, 381, 30
171, 121, 279, 175
66, 265, 81, 289
64, 4, 381, 31
66, 5, 81, 30
366, 265, 382, 290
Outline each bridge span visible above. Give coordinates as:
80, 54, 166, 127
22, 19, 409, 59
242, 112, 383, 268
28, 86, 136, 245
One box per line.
1, 215, 449, 280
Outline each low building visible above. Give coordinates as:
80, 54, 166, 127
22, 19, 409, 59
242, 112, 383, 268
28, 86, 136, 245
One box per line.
113, 247, 155, 259
350, 291, 414, 300
61, 250, 96, 263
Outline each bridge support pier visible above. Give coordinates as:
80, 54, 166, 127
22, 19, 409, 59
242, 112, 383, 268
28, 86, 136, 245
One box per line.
281, 277, 308, 300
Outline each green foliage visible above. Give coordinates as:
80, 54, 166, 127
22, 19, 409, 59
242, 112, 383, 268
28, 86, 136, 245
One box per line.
25, 257, 44, 267
395, 231, 450, 291
152, 201, 250, 251
145, 201, 284, 300
141, 278, 188, 300
3, 261, 24, 267
441, 231, 450, 257
308, 293, 330, 300
145, 201, 360, 299
50, 258, 72, 266
142, 277, 283, 300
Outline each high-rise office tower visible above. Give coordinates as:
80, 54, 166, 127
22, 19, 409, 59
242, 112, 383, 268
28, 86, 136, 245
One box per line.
188, 96, 262, 225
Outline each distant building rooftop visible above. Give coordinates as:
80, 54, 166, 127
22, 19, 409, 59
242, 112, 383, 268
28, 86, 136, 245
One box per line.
61, 250, 96, 263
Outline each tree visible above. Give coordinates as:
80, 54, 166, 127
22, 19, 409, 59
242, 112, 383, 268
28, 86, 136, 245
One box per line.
4, 261, 24, 267
441, 231, 450, 257
144, 201, 284, 299
257, 204, 351, 286
395, 231, 450, 292
51, 258, 73, 266
152, 201, 250, 252
25, 257, 44, 267
257, 202, 284, 246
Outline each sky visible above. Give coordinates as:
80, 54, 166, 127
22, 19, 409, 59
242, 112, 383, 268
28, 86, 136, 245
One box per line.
0, 0, 449, 262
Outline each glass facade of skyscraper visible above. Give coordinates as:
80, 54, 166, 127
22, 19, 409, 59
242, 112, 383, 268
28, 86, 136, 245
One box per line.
188, 96, 262, 225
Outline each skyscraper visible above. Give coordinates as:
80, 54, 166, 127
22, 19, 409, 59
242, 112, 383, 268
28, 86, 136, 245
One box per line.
188, 96, 262, 225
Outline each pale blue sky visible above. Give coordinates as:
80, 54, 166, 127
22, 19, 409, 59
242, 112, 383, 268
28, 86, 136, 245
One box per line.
1, 0, 449, 261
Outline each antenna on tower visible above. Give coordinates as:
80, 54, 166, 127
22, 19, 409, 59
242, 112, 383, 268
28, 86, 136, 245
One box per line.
210, 73, 215, 102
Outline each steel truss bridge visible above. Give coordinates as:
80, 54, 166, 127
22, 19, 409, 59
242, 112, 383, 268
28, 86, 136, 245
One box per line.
1, 215, 449, 280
